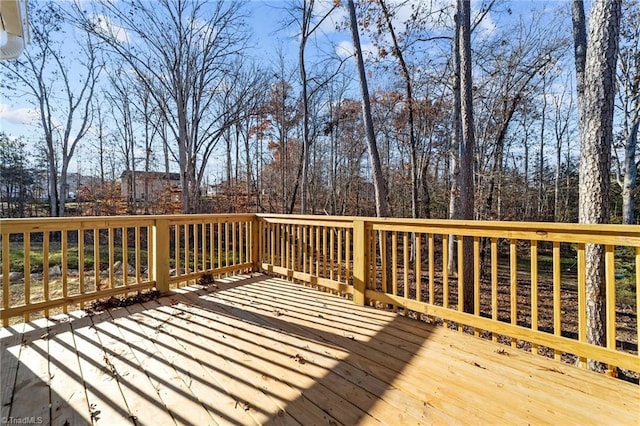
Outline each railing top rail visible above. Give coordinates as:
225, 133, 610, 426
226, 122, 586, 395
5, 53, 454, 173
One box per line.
257, 214, 640, 240
0, 213, 256, 233
2, 213, 639, 245
256, 213, 357, 223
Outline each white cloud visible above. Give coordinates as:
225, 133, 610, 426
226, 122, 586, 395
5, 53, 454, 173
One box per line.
336, 40, 377, 60
336, 40, 354, 58
93, 14, 129, 44
471, 0, 497, 40
314, 2, 347, 35
0, 103, 39, 126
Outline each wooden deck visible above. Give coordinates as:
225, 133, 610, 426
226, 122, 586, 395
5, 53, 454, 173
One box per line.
1, 274, 638, 426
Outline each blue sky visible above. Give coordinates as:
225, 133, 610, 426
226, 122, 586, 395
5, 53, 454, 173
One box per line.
0, 1, 336, 134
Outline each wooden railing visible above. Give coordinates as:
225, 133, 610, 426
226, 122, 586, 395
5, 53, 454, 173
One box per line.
0, 214, 256, 325
1, 213, 639, 378
257, 215, 640, 378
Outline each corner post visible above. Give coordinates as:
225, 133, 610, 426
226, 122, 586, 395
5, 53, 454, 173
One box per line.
353, 219, 369, 305
152, 218, 170, 294
251, 215, 261, 273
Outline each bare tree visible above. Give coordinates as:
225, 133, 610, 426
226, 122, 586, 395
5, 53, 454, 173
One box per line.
347, 0, 388, 218
289, 0, 340, 214
614, 1, 640, 224
572, 0, 588, 108
104, 68, 138, 212
551, 75, 574, 222
71, 0, 249, 213
577, 0, 622, 371
375, 0, 421, 221
457, 0, 475, 313
1, 1, 101, 216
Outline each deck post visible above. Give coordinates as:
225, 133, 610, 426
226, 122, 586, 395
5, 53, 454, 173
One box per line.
251, 216, 261, 273
353, 219, 368, 305
152, 218, 170, 294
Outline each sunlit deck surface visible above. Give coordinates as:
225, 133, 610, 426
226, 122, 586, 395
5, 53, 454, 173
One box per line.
1, 274, 638, 425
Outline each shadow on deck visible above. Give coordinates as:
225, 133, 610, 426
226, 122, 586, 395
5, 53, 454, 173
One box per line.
1, 274, 638, 425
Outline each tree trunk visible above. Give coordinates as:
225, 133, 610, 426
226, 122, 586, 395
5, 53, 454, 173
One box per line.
621, 120, 638, 223
538, 76, 547, 220
578, 0, 621, 372
458, 0, 475, 313
572, 0, 587, 108
448, 10, 462, 275
347, 0, 388, 218
299, 1, 311, 214
379, 0, 419, 220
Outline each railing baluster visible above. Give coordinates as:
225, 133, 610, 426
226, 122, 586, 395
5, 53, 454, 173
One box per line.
605, 244, 616, 373
392, 231, 398, 304
531, 240, 539, 355
474, 236, 480, 336
44, 231, 50, 317
302, 225, 308, 274
210, 222, 215, 270
186, 224, 191, 277
457, 235, 464, 314
442, 235, 449, 312
345, 228, 351, 283
315, 226, 320, 277
193, 222, 199, 273
277, 223, 282, 268
511, 239, 517, 347
416, 233, 422, 303
79, 229, 85, 308
322, 227, 327, 278
457, 235, 464, 331
330, 228, 335, 281
491, 237, 498, 342
428, 233, 434, 305
238, 221, 244, 265
92, 229, 98, 295
403, 232, 409, 300
146, 225, 153, 282
135, 226, 141, 284
381, 230, 387, 294
203, 223, 208, 269
577, 243, 587, 367
23, 232, 30, 322
337, 228, 343, 283
368, 228, 373, 291
62, 229, 68, 313
2, 232, 9, 326
108, 228, 115, 289
232, 221, 237, 266
553, 241, 561, 358
217, 222, 223, 271
174, 224, 180, 276
271, 222, 275, 266
291, 225, 297, 276
123, 227, 129, 289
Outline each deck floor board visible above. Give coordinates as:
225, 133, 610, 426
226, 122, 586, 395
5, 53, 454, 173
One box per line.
1, 274, 638, 425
